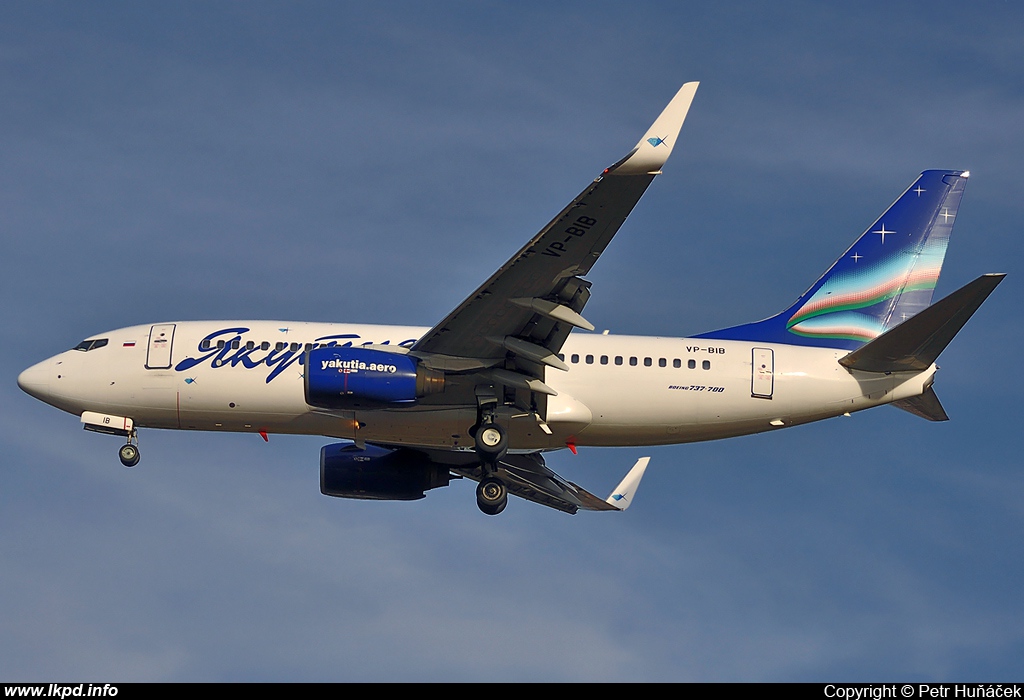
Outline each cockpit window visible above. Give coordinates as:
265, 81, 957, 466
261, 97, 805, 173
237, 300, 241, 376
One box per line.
73, 338, 109, 352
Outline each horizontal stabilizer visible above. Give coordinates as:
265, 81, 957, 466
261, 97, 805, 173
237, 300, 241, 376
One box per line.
891, 386, 949, 421
839, 273, 1004, 373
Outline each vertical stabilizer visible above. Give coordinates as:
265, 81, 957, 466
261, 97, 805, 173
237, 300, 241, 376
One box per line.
698, 170, 970, 350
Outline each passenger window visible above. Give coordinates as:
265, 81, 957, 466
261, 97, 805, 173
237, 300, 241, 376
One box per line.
260, 341, 270, 351
200, 339, 211, 351
644, 357, 652, 367
615, 356, 623, 365
673, 359, 681, 368
305, 343, 313, 351
571, 354, 579, 364
585, 354, 594, 364
702, 360, 711, 370
245, 341, 255, 350
688, 359, 696, 369
558, 354, 565, 361
659, 358, 667, 367
231, 340, 240, 350
275, 342, 286, 351
629, 357, 638, 366
600, 355, 608, 365
290, 343, 300, 352
217, 340, 226, 350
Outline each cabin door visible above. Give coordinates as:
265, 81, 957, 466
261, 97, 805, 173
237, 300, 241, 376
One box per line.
146, 324, 176, 369
751, 347, 774, 399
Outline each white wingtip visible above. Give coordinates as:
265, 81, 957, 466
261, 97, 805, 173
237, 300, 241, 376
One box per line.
609, 82, 699, 175
605, 456, 651, 510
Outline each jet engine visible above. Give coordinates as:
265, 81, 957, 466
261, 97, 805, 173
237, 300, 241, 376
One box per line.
305, 347, 444, 408
320, 442, 451, 501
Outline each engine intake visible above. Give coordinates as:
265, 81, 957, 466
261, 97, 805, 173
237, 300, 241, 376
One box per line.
305, 347, 444, 408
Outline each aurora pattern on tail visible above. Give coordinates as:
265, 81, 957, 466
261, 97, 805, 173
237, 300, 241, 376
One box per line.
697, 170, 969, 350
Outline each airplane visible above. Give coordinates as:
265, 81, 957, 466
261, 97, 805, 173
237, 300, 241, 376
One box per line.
17, 82, 1005, 516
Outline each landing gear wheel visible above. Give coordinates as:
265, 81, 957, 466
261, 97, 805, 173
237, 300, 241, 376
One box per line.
476, 477, 508, 516
474, 423, 508, 462
118, 443, 140, 468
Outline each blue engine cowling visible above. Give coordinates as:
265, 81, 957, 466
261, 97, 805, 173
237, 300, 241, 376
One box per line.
305, 347, 444, 408
320, 442, 451, 501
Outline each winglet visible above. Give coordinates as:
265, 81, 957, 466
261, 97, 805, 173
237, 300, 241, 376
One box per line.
607, 82, 699, 175
605, 456, 651, 510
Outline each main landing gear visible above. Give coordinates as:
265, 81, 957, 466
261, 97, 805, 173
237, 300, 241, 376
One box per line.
474, 422, 508, 462
118, 429, 140, 467
476, 477, 507, 516
473, 409, 509, 516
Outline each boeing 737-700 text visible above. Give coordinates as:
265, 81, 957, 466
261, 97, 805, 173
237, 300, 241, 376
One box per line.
18, 82, 1004, 515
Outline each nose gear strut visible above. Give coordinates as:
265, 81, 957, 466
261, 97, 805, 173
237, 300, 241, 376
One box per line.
118, 428, 140, 467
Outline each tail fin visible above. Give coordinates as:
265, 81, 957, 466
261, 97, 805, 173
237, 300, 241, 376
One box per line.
697, 170, 971, 350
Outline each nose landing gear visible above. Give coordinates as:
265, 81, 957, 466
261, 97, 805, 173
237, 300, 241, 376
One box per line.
118, 429, 140, 467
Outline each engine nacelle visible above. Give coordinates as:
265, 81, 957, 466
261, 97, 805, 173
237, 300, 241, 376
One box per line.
320, 442, 451, 501
305, 347, 444, 408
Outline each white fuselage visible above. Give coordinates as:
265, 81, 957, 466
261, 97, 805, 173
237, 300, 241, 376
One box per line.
18, 321, 937, 452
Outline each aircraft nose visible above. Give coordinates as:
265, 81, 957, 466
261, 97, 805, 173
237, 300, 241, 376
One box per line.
17, 361, 51, 401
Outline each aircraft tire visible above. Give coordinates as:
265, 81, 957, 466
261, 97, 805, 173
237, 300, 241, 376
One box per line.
119, 443, 140, 468
476, 477, 508, 516
474, 423, 507, 462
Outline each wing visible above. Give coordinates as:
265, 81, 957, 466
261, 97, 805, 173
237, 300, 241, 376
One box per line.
437, 450, 650, 515
410, 83, 699, 409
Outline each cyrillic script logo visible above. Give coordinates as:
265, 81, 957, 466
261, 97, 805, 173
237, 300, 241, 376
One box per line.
174, 328, 416, 383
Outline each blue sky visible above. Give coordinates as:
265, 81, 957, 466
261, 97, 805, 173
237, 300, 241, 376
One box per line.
2, 1, 1022, 681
